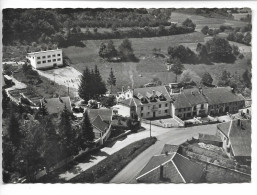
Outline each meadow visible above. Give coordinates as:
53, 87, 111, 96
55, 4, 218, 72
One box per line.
64, 28, 250, 91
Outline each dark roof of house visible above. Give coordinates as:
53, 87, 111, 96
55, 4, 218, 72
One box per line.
136, 152, 205, 183
119, 97, 142, 107
87, 108, 113, 122
91, 115, 109, 133
203, 87, 245, 105
161, 144, 179, 154
172, 88, 207, 109
218, 119, 251, 157
134, 86, 172, 102
40, 96, 72, 114
198, 133, 222, 142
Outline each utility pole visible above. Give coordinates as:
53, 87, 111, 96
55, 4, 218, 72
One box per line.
150, 119, 152, 138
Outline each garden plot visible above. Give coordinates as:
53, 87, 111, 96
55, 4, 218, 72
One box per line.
37, 66, 82, 89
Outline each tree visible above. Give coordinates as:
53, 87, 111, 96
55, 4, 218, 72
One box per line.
107, 68, 116, 94
196, 43, 211, 64
7, 113, 22, 148
243, 32, 251, 45
201, 26, 209, 35
78, 67, 91, 103
182, 18, 196, 31
151, 77, 162, 86
180, 69, 197, 83
242, 69, 252, 89
201, 72, 213, 86
94, 65, 107, 98
81, 111, 95, 146
118, 38, 136, 61
218, 70, 231, 86
167, 45, 198, 64
58, 105, 77, 157
205, 37, 236, 63
100, 95, 116, 108
170, 58, 184, 82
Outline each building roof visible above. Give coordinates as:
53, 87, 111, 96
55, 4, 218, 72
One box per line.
172, 87, 245, 109
218, 119, 251, 157
161, 144, 179, 154
91, 115, 109, 133
203, 87, 245, 105
133, 86, 172, 102
27, 49, 62, 55
2, 76, 6, 87
136, 152, 205, 183
198, 133, 222, 142
40, 96, 72, 114
87, 108, 113, 123
119, 97, 142, 107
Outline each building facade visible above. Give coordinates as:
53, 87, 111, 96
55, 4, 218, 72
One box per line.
117, 85, 245, 121
26, 49, 63, 69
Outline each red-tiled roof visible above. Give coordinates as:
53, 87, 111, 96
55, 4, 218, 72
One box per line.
40, 96, 72, 114
136, 152, 205, 183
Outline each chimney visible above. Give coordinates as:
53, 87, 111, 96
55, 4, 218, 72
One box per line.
165, 151, 169, 156
152, 90, 156, 96
160, 165, 164, 180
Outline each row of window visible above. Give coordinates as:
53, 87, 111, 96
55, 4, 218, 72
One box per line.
141, 103, 168, 111
141, 109, 168, 117
37, 54, 61, 59
37, 58, 61, 64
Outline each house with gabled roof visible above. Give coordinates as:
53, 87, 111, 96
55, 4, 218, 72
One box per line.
87, 108, 113, 144
217, 119, 251, 164
136, 151, 205, 183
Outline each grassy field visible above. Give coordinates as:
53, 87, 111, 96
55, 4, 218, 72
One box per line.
64, 29, 250, 90
170, 12, 248, 31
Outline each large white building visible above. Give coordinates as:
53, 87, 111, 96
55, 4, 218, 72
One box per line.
26, 49, 63, 69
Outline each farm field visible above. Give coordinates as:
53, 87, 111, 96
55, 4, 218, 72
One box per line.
170, 12, 248, 31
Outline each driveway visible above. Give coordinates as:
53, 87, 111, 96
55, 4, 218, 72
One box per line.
110, 123, 218, 183
58, 125, 170, 181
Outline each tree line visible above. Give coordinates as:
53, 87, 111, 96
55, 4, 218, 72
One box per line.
3, 8, 172, 46
201, 24, 251, 46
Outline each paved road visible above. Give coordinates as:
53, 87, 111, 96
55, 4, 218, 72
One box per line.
58, 125, 171, 181
110, 123, 218, 184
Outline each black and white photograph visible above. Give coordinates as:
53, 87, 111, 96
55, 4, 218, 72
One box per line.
1, 0, 255, 192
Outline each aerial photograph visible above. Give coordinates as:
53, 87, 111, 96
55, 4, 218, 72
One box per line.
2, 7, 252, 184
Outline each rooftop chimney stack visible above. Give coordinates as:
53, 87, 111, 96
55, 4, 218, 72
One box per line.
237, 119, 241, 126
160, 165, 164, 180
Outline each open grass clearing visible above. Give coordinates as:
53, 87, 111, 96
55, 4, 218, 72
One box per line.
170, 12, 248, 32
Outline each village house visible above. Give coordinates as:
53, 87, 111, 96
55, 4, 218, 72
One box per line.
26, 49, 63, 69
87, 108, 113, 144
116, 84, 245, 121
216, 119, 251, 164
40, 96, 72, 115
136, 144, 205, 183
116, 85, 174, 119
